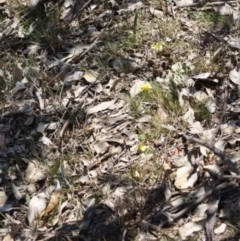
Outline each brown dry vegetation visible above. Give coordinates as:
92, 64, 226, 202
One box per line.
0, 0, 240, 241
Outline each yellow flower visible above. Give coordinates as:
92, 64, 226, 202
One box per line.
151, 42, 163, 51
138, 143, 148, 152
140, 83, 152, 92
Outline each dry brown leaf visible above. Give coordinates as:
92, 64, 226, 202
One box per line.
11, 182, 22, 200
83, 71, 97, 83
43, 191, 61, 215
214, 223, 227, 234
25, 160, 46, 182
175, 165, 194, 189
179, 220, 206, 240
3, 234, 13, 241
87, 100, 116, 114
27, 191, 49, 224
229, 67, 240, 85
0, 190, 7, 207
149, 7, 163, 18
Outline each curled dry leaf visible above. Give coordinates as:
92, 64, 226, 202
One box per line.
182, 107, 195, 125
0, 190, 7, 207
190, 121, 203, 134
87, 100, 116, 114
229, 67, 240, 85
214, 223, 227, 234
41, 135, 53, 146
93, 141, 109, 155
175, 165, 194, 189
25, 160, 46, 182
149, 7, 163, 18
42, 191, 61, 216
27, 191, 49, 224
11, 182, 22, 200
83, 71, 97, 83
179, 219, 206, 240
203, 165, 222, 176
192, 204, 209, 222
214, 139, 226, 152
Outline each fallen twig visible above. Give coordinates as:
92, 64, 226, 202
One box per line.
183, 134, 240, 175
211, 80, 228, 143
142, 182, 235, 231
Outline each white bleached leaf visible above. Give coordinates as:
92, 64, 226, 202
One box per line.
15, 81, 26, 91
170, 196, 184, 207
192, 204, 209, 222
164, 184, 171, 201
79, 175, 90, 184
74, 85, 86, 98
149, 7, 164, 18
93, 141, 109, 154
179, 220, 206, 240
201, 128, 216, 141
171, 155, 190, 168
113, 187, 126, 197
204, 165, 222, 176
193, 72, 211, 79
63, 45, 91, 62
190, 121, 203, 134
25, 160, 46, 182
64, 71, 83, 83
200, 145, 208, 156
182, 107, 195, 124
0, 69, 4, 77
64, 0, 74, 8
174, 0, 194, 7
187, 172, 198, 188
41, 136, 53, 146
83, 71, 97, 83
27, 191, 49, 224
229, 68, 240, 85
11, 182, 22, 200
37, 122, 48, 134
161, 124, 177, 131
227, 37, 240, 50
206, 99, 216, 113
214, 139, 225, 152
128, 2, 143, 11
47, 122, 59, 130
214, 4, 233, 15
194, 90, 209, 102
87, 100, 116, 114
214, 223, 227, 234
175, 165, 194, 189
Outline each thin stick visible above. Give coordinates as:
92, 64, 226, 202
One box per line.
211, 81, 228, 143
183, 134, 240, 175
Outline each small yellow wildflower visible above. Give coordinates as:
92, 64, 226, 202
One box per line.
138, 143, 148, 152
151, 42, 163, 51
140, 83, 152, 92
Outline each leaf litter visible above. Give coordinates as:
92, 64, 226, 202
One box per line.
0, 0, 240, 240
